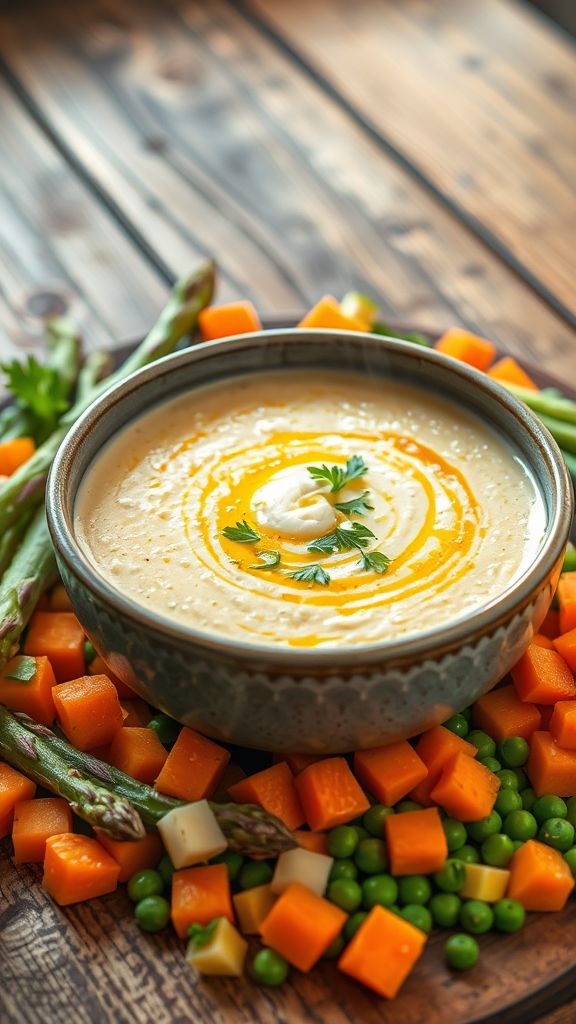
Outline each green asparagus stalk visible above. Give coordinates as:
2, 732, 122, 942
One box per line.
537, 413, 576, 456
0, 260, 215, 539
0, 708, 297, 856
0, 512, 33, 578
502, 382, 576, 425
75, 350, 114, 405
0, 508, 58, 665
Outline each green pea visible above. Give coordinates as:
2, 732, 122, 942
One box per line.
238, 861, 273, 890
442, 818, 468, 852
468, 730, 496, 759
399, 904, 432, 934
493, 898, 525, 933
460, 899, 494, 934
327, 825, 359, 859
564, 847, 576, 878
433, 859, 466, 893
251, 948, 289, 986
460, 707, 473, 723
327, 878, 363, 913
562, 542, 576, 573
83, 640, 97, 663
503, 810, 538, 842
429, 893, 462, 928
329, 859, 358, 882
478, 756, 502, 773
322, 933, 346, 960
444, 933, 479, 971
352, 825, 369, 842
494, 788, 523, 817
147, 713, 181, 747
453, 844, 480, 864
538, 817, 575, 852
127, 868, 164, 903
344, 911, 368, 940
212, 850, 244, 882
395, 801, 423, 813
397, 875, 432, 906
134, 895, 170, 932
354, 837, 388, 874
566, 797, 576, 827
157, 854, 174, 887
442, 714, 469, 738
363, 804, 395, 837
496, 769, 520, 791
481, 833, 515, 867
362, 874, 398, 910
467, 811, 502, 843
511, 768, 528, 791
520, 787, 537, 812
511, 840, 524, 852
498, 736, 529, 768
533, 795, 568, 824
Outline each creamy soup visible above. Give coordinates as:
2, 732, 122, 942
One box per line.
75, 371, 546, 648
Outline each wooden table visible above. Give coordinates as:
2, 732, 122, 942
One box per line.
1, 1, 575, 1021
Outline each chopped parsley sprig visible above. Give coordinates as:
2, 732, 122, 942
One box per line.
288, 564, 331, 585
334, 491, 374, 516
307, 454, 368, 493
222, 520, 261, 543
307, 521, 376, 554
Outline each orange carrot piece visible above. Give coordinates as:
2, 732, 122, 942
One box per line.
506, 839, 574, 911
553, 626, 576, 672
42, 834, 120, 905
273, 751, 323, 775
354, 741, 428, 807
48, 584, 74, 611
430, 751, 500, 821
229, 762, 305, 830
108, 727, 168, 784
532, 633, 554, 649
53, 674, 124, 751
487, 356, 538, 391
259, 881, 347, 971
550, 701, 576, 750
435, 328, 496, 371
24, 611, 85, 682
12, 798, 72, 863
294, 757, 370, 832
98, 833, 163, 883
88, 655, 138, 699
538, 704, 555, 729
297, 295, 367, 333
293, 830, 329, 855
540, 608, 560, 639
384, 807, 448, 875
558, 573, 576, 635
0, 436, 35, 476
473, 683, 542, 741
0, 655, 56, 726
211, 762, 247, 803
409, 726, 477, 805
511, 644, 576, 704
0, 764, 36, 839
155, 727, 230, 802
171, 863, 233, 939
119, 698, 152, 728
198, 301, 262, 341
338, 905, 426, 998
527, 731, 576, 796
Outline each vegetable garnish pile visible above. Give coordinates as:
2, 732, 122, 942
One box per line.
1, 277, 576, 999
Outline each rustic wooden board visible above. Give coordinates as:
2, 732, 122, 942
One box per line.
0, 0, 575, 371
247, 0, 576, 323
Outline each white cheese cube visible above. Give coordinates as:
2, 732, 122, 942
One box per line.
460, 862, 510, 902
270, 847, 333, 897
157, 799, 227, 869
186, 917, 248, 976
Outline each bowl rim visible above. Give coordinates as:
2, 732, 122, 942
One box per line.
47, 328, 574, 667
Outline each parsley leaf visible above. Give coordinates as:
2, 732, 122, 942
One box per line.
187, 917, 221, 948
307, 454, 368, 493
334, 490, 374, 516
222, 520, 261, 543
307, 521, 376, 554
249, 550, 281, 570
1, 356, 69, 435
289, 564, 331, 585
4, 656, 37, 683
359, 551, 391, 575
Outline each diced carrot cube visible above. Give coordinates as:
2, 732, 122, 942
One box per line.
435, 328, 496, 371
12, 798, 72, 863
506, 839, 574, 911
119, 698, 152, 727
487, 356, 538, 391
538, 704, 555, 729
384, 807, 447, 875
295, 758, 369, 831
88, 655, 138, 699
430, 751, 499, 821
155, 727, 230, 802
550, 701, 576, 749
48, 584, 73, 611
0, 655, 56, 726
0, 436, 35, 475
354, 741, 428, 807
558, 573, 576, 635
293, 830, 329, 855
108, 727, 167, 784
53, 674, 124, 751
338, 905, 426, 998
0, 765, 36, 839
511, 644, 576, 704
297, 295, 367, 333
553, 627, 576, 672
259, 882, 347, 971
171, 863, 233, 939
273, 751, 322, 775
98, 833, 163, 883
527, 731, 576, 796
24, 611, 85, 682
474, 684, 542, 741
409, 726, 477, 805
42, 834, 120, 905
229, 761, 304, 831
198, 301, 262, 341
540, 608, 560, 639
532, 633, 554, 649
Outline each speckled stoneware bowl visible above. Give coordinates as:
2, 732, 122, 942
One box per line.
47, 330, 573, 753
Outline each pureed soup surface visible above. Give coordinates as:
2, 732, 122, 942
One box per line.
75, 370, 546, 649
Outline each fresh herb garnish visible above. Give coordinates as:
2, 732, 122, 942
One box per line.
372, 323, 430, 347
1, 356, 70, 437
4, 656, 37, 683
249, 550, 281, 570
222, 520, 261, 543
334, 490, 374, 516
288, 564, 331, 585
359, 550, 391, 575
307, 454, 368, 493
308, 521, 376, 554
187, 917, 221, 948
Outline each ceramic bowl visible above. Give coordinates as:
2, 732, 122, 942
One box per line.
47, 330, 573, 752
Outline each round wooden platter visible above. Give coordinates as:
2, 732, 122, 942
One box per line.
1, 325, 575, 1024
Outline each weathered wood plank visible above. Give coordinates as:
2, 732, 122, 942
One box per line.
248, 0, 576, 322
0, 79, 167, 357
0, 0, 574, 372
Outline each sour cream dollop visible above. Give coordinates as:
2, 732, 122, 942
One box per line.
251, 465, 337, 540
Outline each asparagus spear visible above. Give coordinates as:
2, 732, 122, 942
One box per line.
0, 508, 58, 666
0, 512, 33, 578
75, 350, 114, 405
0, 260, 215, 539
502, 382, 576, 425
0, 708, 297, 856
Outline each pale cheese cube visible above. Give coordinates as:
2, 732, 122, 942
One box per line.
157, 799, 227, 869
460, 862, 510, 902
233, 884, 276, 934
186, 917, 248, 976
270, 847, 333, 897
